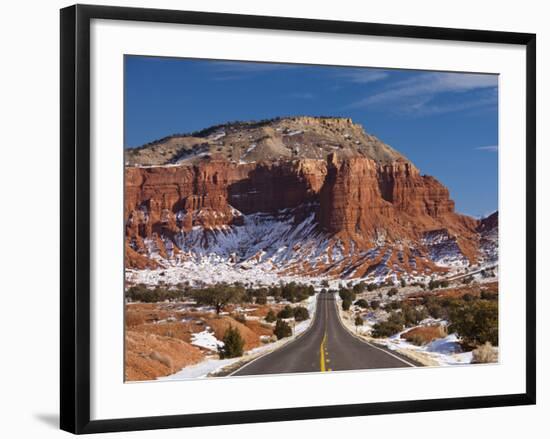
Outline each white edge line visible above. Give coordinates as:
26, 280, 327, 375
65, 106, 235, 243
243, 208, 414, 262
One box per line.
332, 296, 417, 368
228, 293, 322, 376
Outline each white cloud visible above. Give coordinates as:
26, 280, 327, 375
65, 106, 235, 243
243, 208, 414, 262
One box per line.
348, 72, 498, 111
475, 145, 498, 152
210, 61, 297, 80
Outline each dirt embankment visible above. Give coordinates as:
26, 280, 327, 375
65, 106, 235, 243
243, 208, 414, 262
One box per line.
125, 302, 279, 381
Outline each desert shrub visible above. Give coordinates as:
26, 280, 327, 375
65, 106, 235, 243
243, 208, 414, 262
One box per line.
387, 287, 398, 297
384, 301, 401, 311
369, 300, 380, 310
293, 306, 310, 322
281, 282, 313, 302
255, 294, 267, 305
342, 299, 352, 311
424, 298, 444, 319
367, 283, 378, 292
462, 276, 474, 285
191, 284, 245, 314
440, 280, 449, 288
269, 285, 282, 301
400, 304, 428, 327
481, 290, 498, 301
125, 284, 185, 303
353, 282, 366, 295
218, 326, 244, 359
277, 305, 294, 319
354, 299, 369, 308
354, 316, 364, 326
428, 279, 439, 290
339, 288, 356, 303
265, 309, 276, 323
462, 293, 474, 302
274, 319, 292, 339
400, 278, 407, 288
371, 314, 403, 338
448, 300, 498, 346
471, 342, 498, 363
321, 280, 329, 288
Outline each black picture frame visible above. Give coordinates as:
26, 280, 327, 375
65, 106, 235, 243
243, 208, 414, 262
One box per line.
60, 4, 536, 434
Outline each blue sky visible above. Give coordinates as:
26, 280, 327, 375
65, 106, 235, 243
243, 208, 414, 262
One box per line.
125, 56, 498, 217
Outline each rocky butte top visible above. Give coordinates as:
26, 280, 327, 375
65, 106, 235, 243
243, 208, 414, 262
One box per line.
125, 116, 407, 166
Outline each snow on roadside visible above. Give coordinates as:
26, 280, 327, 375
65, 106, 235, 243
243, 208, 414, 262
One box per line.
158, 357, 239, 381
336, 296, 475, 366
295, 293, 317, 335
190, 329, 224, 351
160, 293, 320, 380
378, 332, 473, 366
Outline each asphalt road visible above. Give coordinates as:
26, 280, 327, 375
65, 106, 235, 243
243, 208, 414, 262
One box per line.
232, 293, 416, 376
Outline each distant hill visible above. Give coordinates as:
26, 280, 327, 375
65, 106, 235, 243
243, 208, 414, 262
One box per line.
125, 116, 407, 166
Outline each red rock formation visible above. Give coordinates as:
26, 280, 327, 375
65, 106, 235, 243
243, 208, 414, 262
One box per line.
125, 154, 481, 269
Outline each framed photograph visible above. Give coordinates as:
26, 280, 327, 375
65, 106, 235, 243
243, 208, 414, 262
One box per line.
60, 4, 536, 434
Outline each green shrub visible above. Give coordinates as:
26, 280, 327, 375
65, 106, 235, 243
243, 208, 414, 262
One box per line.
280, 282, 314, 302
218, 326, 244, 359
388, 287, 398, 297
462, 276, 474, 285
401, 304, 428, 327
424, 298, 445, 319
384, 301, 401, 311
367, 283, 378, 292
274, 319, 292, 339
265, 309, 276, 323
342, 299, 352, 311
354, 316, 364, 326
449, 300, 498, 346
125, 285, 187, 303
353, 282, 366, 295
277, 305, 294, 319
293, 306, 310, 322
371, 317, 403, 338
400, 279, 407, 288
369, 300, 380, 310
354, 299, 369, 308
191, 284, 245, 314
480, 290, 498, 301
339, 288, 356, 303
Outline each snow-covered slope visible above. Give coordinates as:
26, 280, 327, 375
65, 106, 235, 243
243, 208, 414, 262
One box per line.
126, 206, 492, 287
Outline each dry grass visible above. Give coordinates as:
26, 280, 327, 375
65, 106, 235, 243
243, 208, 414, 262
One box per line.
205, 316, 260, 351
244, 319, 274, 337
401, 325, 447, 346
124, 302, 280, 380
125, 330, 203, 382
471, 342, 498, 363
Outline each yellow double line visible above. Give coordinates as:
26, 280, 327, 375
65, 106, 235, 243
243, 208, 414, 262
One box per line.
319, 297, 331, 372
320, 331, 328, 372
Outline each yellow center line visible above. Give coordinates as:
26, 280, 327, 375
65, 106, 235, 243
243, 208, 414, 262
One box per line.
320, 331, 328, 372
320, 297, 330, 372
